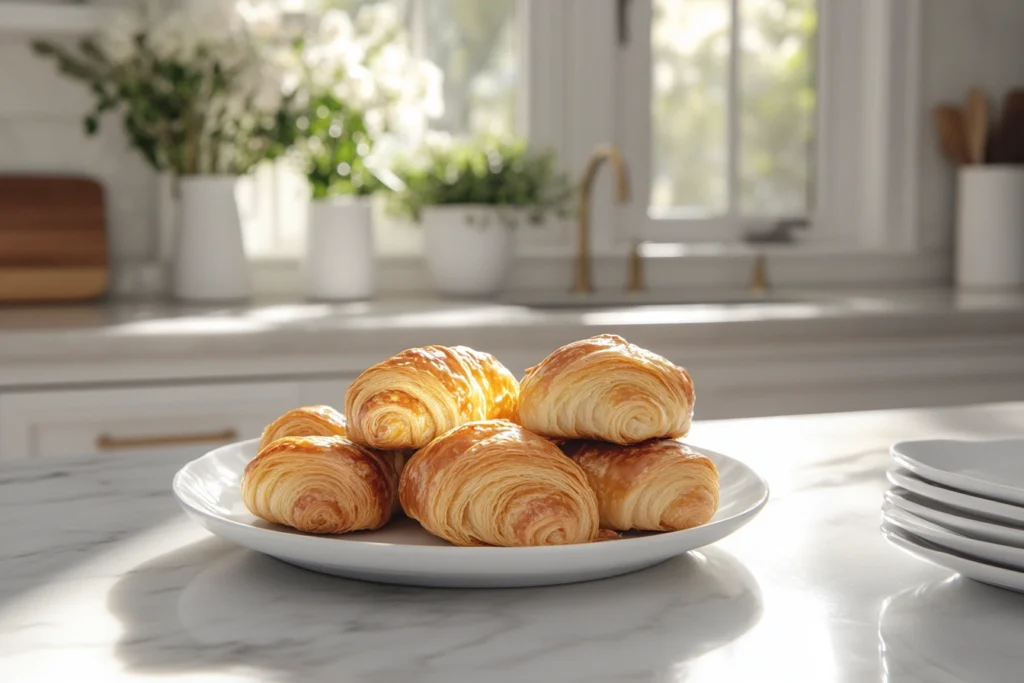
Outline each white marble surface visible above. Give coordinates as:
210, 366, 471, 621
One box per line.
3, 402, 1024, 682
0, 289, 1023, 389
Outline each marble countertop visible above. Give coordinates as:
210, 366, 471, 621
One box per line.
0, 289, 1023, 388
3, 402, 1024, 682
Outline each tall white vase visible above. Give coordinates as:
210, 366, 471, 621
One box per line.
422, 205, 513, 298
956, 167, 1024, 290
304, 197, 375, 301
173, 175, 250, 302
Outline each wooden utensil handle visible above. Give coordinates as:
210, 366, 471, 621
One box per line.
96, 428, 239, 451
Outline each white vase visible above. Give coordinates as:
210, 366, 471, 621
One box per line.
956, 166, 1024, 290
422, 205, 513, 297
173, 175, 250, 302
304, 197, 375, 301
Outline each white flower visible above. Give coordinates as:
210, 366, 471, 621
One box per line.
388, 102, 430, 140
332, 63, 375, 108
236, 0, 282, 39
317, 9, 355, 46
355, 2, 402, 48
368, 42, 409, 94
147, 10, 197, 61
416, 60, 445, 119
97, 10, 142, 64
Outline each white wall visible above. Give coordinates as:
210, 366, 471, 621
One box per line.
0, 36, 158, 266
3, 2, 1024, 281
918, 0, 1024, 251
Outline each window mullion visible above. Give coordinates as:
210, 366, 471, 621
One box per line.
727, 0, 742, 220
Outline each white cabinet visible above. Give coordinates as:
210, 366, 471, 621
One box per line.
0, 378, 352, 460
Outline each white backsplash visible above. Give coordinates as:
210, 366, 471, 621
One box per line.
0, 36, 157, 265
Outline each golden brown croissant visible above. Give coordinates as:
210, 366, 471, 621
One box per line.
345, 345, 519, 450
258, 405, 348, 451
241, 436, 405, 534
399, 420, 600, 546
519, 334, 695, 444
559, 439, 719, 532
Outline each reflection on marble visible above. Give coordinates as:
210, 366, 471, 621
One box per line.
879, 577, 1024, 683
107, 541, 760, 682
3, 404, 1024, 681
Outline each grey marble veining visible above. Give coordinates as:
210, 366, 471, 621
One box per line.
3, 403, 1024, 682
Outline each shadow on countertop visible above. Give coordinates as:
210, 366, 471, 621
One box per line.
107, 538, 763, 683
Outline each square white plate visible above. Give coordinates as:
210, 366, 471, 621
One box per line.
891, 438, 1024, 505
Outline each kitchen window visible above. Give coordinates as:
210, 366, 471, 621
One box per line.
244, 0, 521, 259
246, 0, 920, 261
622, 0, 817, 241
614, 0, 921, 249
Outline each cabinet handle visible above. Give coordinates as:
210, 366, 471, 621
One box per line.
96, 428, 239, 451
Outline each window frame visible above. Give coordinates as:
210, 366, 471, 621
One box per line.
541, 0, 924, 253
242, 0, 925, 265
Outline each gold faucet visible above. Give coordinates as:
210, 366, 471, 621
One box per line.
574, 145, 631, 294
749, 253, 771, 293
626, 239, 646, 292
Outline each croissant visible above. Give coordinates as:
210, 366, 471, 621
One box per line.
399, 420, 600, 546
258, 405, 348, 451
519, 334, 695, 444
241, 436, 405, 534
345, 345, 519, 450
560, 439, 719, 532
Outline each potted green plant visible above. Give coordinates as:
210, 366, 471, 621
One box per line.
33, 3, 297, 302
390, 136, 573, 297
291, 6, 442, 301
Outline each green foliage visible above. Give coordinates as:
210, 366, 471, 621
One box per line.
299, 94, 380, 199
31, 37, 296, 175
389, 138, 574, 226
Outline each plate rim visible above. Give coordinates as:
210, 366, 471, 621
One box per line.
881, 522, 1024, 591
172, 437, 770, 557
891, 438, 1024, 505
884, 487, 1024, 547
885, 468, 1024, 524
881, 504, 1024, 567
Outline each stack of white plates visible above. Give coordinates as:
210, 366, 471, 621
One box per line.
882, 438, 1024, 593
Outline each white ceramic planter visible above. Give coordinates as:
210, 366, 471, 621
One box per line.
422, 205, 513, 297
956, 166, 1024, 290
173, 175, 250, 302
304, 197, 375, 301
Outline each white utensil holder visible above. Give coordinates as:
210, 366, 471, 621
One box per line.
956, 166, 1024, 289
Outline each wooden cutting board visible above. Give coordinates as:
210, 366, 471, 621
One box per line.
0, 176, 109, 303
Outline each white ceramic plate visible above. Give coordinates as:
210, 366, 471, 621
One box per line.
886, 469, 1024, 526
173, 438, 768, 588
892, 438, 1024, 505
881, 522, 1024, 594
884, 488, 1024, 549
882, 504, 1024, 570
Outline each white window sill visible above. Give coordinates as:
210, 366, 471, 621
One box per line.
111, 244, 951, 300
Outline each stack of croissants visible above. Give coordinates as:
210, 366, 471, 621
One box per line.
241, 334, 720, 547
